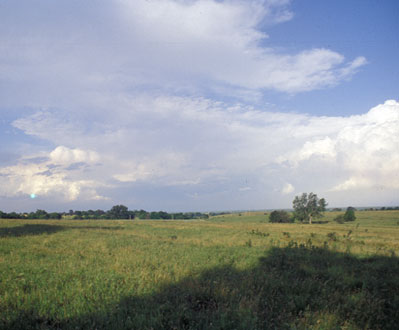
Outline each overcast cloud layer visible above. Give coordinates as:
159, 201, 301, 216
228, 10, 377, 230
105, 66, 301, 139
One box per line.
0, 0, 397, 211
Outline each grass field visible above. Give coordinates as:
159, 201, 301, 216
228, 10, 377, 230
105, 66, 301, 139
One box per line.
1, 211, 399, 329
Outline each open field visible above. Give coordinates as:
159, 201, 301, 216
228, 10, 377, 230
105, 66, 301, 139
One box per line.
1, 211, 399, 329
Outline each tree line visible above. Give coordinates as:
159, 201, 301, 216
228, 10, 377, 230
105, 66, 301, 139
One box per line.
269, 192, 399, 224
0, 205, 209, 220
270, 193, 356, 224
269, 192, 328, 224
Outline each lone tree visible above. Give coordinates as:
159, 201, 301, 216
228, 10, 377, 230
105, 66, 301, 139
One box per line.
344, 206, 356, 222
292, 192, 327, 224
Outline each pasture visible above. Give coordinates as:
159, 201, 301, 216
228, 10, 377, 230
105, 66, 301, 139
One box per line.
1, 211, 399, 329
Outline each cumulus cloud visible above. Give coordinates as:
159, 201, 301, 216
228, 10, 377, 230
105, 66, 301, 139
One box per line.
50, 146, 100, 165
282, 183, 294, 195
0, 147, 107, 201
329, 101, 399, 191
279, 100, 399, 193
4, 97, 398, 209
0, 0, 366, 112
277, 137, 337, 166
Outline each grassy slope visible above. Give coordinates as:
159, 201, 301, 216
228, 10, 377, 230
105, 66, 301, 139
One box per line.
0, 211, 398, 329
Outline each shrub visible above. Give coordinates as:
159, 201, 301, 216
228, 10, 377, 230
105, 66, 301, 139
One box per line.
327, 232, 338, 241
269, 210, 292, 223
249, 229, 270, 237
334, 214, 345, 224
344, 207, 356, 222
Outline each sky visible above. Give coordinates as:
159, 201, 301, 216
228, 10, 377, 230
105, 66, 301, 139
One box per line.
0, 0, 398, 212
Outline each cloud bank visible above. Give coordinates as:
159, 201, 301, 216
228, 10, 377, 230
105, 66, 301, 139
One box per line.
0, 0, 365, 111
2, 99, 398, 210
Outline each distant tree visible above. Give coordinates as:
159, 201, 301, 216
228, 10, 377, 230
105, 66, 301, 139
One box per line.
48, 212, 61, 219
318, 198, 327, 212
133, 209, 148, 219
0, 211, 10, 219
148, 211, 170, 220
344, 207, 356, 222
8, 212, 20, 219
26, 212, 36, 219
35, 209, 49, 219
108, 205, 129, 219
172, 213, 185, 220
292, 193, 327, 224
93, 209, 105, 218
158, 211, 171, 219
150, 211, 160, 219
74, 211, 83, 220
269, 210, 292, 223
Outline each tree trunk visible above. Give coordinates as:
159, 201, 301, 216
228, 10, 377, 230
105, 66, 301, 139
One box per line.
309, 215, 312, 224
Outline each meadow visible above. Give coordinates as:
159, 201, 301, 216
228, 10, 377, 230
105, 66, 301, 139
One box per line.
0, 210, 398, 329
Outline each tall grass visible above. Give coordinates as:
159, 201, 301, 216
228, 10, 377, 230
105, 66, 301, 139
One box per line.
1, 211, 398, 329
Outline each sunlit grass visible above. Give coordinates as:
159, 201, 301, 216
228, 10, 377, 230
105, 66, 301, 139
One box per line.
0, 211, 398, 329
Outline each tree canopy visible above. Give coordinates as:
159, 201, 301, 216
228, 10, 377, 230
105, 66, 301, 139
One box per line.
108, 205, 129, 219
344, 207, 356, 222
292, 193, 327, 224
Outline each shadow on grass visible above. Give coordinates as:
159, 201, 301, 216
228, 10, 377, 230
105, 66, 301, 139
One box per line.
68, 226, 125, 231
3, 245, 399, 329
310, 220, 329, 224
0, 224, 65, 237
0, 224, 124, 238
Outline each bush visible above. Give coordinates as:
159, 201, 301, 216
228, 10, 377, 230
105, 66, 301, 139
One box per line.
344, 207, 356, 222
327, 232, 338, 241
334, 214, 345, 224
269, 210, 292, 223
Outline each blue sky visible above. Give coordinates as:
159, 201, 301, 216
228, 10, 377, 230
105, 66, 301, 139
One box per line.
265, 0, 399, 116
0, 0, 398, 212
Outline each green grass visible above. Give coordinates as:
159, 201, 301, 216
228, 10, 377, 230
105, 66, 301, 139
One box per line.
0, 211, 399, 329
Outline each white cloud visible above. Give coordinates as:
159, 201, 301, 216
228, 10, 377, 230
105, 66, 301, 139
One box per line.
114, 0, 365, 93
50, 146, 100, 165
0, 0, 366, 112
12, 111, 85, 145
279, 100, 399, 192
278, 137, 337, 166
282, 183, 294, 195
112, 151, 189, 184
5, 97, 398, 209
0, 147, 107, 201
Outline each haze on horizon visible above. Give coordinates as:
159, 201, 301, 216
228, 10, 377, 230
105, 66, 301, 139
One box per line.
0, 0, 398, 212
